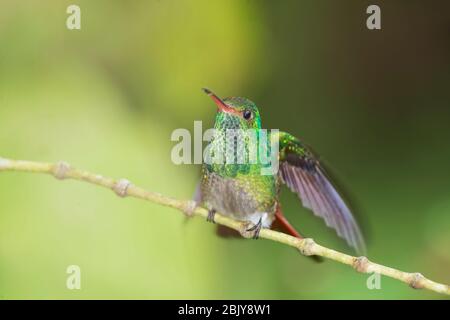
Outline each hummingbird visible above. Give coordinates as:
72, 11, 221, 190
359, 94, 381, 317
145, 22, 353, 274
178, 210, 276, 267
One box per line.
195, 88, 366, 254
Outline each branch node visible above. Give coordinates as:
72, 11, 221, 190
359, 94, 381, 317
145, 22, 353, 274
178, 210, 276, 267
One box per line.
298, 238, 316, 256
239, 222, 254, 239
181, 200, 197, 217
114, 179, 131, 197
353, 256, 370, 273
409, 272, 425, 289
52, 161, 70, 180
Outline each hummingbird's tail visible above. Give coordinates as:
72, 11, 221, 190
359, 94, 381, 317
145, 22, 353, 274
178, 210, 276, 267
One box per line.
273, 206, 305, 239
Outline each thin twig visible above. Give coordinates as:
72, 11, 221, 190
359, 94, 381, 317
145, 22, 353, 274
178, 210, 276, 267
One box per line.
0, 157, 448, 296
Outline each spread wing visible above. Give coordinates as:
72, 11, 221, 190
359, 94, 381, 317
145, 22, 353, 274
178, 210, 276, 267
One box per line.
277, 131, 366, 254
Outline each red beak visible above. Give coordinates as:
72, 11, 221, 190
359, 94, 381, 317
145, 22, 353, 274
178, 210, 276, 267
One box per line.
202, 88, 236, 114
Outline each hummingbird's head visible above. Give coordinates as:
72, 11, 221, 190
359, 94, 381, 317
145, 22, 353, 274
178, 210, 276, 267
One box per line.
202, 88, 261, 130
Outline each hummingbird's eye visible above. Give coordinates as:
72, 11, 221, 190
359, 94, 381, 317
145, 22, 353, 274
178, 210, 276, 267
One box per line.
242, 110, 253, 120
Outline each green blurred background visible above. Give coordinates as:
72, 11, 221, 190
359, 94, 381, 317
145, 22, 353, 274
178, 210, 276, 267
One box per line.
0, 0, 449, 299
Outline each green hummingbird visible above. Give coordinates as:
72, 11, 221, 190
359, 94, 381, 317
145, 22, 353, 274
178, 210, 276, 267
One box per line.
195, 88, 366, 254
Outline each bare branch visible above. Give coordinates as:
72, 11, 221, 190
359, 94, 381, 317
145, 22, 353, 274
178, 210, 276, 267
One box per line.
0, 157, 448, 296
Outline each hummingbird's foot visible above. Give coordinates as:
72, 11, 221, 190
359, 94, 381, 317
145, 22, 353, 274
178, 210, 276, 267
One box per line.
246, 217, 262, 239
206, 209, 216, 223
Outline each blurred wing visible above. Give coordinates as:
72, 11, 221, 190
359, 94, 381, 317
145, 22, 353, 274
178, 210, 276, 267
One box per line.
277, 131, 366, 254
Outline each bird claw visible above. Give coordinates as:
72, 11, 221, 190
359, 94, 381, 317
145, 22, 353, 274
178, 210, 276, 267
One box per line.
206, 209, 216, 223
245, 217, 262, 239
